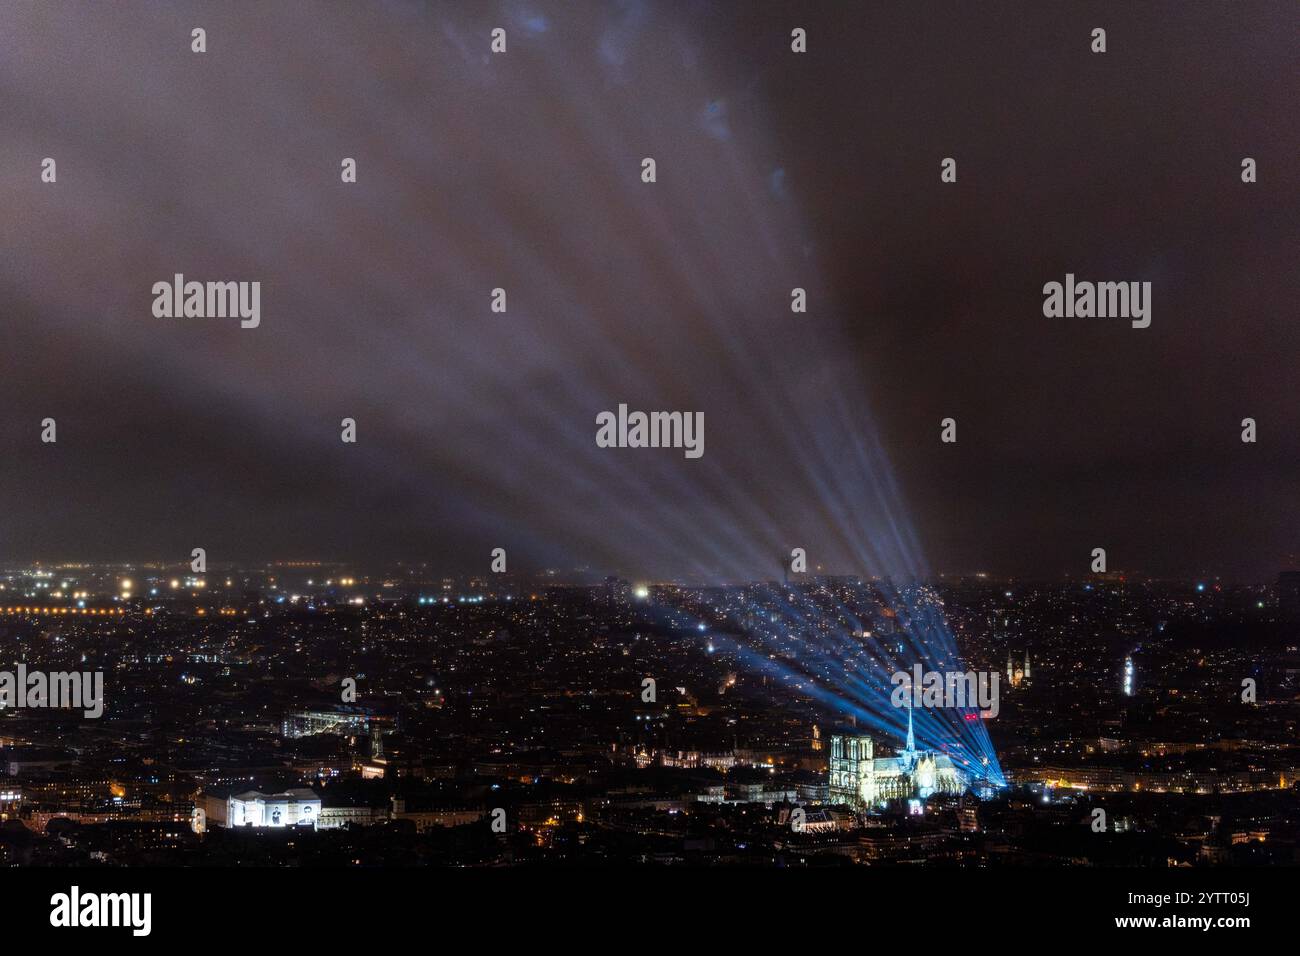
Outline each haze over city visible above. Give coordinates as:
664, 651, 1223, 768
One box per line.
2, 2, 1294, 580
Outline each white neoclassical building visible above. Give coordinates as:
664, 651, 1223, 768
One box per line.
227, 788, 321, 829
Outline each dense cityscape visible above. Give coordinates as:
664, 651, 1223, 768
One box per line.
1, 562, 1296, 868
1, 0, 1291, 937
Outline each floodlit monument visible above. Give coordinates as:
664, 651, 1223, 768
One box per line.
828, 709, 970, 808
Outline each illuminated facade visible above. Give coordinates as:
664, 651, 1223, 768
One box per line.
227, 789, 321, 829
828, 710, 970, 808
281, 708, 371, 738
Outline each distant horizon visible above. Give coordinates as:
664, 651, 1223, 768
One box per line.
0, 557, 1292, 589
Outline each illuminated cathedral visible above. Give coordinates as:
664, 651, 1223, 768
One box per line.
828, 708, 971, 808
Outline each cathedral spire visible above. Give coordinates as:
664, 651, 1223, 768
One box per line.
905, 702, 915, 753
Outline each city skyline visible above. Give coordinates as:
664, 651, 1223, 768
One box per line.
0, 556, 1289, 588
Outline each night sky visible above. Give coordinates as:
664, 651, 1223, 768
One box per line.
1, 2, 1295, 581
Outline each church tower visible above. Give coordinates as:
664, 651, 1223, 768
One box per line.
899, 704, 918, 777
